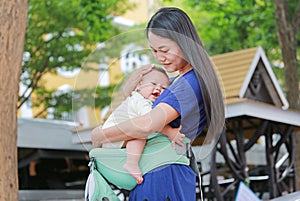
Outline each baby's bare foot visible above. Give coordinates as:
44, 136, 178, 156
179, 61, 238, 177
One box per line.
124, 162, 144, 184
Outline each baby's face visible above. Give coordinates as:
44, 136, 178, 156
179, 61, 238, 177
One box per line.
138, 70, 169, 102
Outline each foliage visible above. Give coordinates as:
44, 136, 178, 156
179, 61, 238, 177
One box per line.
21, 0, 132, 118
86, 26, 155, 64
33, 84, 115, 119
164, 0, 299, 95
176, 0, 277, 55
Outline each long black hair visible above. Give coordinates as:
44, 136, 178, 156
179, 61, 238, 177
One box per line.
146, 7, 225, 150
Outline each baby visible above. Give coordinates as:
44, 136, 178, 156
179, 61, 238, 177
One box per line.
102, 64, 184, 184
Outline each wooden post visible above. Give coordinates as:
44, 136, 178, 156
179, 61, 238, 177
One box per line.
0, 0, 28, 200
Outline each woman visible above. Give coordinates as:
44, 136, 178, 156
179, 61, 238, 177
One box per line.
92, 7, 225, 200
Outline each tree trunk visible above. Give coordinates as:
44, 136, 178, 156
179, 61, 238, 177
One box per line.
274, 0, 300, 191
274, 0, 300, 109
0, 0, 28, 200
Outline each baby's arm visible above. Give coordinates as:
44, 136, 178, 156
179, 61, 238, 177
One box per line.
160, 125, 185, 148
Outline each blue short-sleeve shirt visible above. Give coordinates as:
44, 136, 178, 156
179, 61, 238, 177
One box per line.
152, 69, 207, 141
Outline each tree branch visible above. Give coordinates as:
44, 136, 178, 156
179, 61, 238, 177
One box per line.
18, 55, 51, 108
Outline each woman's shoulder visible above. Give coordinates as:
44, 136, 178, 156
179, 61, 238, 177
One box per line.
170, 70, 199, 90
183, 69, 197, 82
170, 69, 196, 82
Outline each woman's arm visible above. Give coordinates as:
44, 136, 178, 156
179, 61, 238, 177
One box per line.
91, 103, 179, 147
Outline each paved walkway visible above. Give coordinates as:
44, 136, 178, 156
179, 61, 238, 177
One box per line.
269, 191, 300, 201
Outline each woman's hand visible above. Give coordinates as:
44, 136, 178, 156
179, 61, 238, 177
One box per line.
91, 124, 135, 147
161, 125, 185, 148
170, 130, 185, 149
91, 125, 104, 147
121, 64, 154, 97
168, 125, 185, 149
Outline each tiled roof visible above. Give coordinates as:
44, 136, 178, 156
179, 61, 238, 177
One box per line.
211, 46, 289, 109
211, 47, 259, 99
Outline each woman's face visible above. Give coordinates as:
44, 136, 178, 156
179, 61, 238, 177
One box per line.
148, 32, 188, 73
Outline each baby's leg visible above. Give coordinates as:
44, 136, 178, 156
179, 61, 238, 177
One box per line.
123, 139, 146, 184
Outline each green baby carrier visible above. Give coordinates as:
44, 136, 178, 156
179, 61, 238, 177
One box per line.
84, 134, 191, 201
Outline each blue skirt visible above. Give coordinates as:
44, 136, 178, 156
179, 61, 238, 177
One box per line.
129, 164, 196, 201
